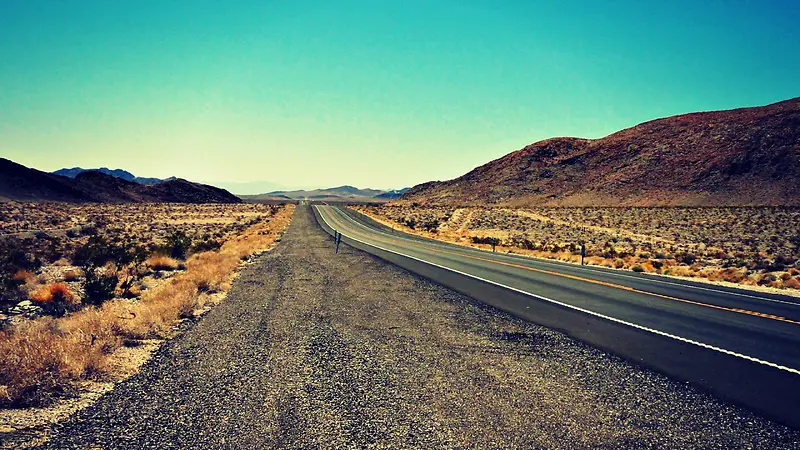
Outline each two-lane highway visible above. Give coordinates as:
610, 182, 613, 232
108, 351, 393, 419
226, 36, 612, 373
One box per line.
313, 204, 800, 428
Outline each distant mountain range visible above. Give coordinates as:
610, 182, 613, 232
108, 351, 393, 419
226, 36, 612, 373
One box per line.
52, 167, 174, 185
402, 97, 800, 206
241, 186, 410, 202
0, 158, 241, 203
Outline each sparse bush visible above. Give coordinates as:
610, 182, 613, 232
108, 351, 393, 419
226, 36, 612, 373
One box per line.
783, 278, 800, 289
190, 239, 221, 254
147, 255, 180, 272
419, 219, 440, 233
83, 271, 118, 306
758, 273, 778, 286
472, 236, 501, 246
632, 265, 644, 273
31, 282, 80, 316
162, 229, 192, 259
679, 253, 697, 265
12, 270, 36, 284
73, 236, 123, 268
63, 270, 80, 282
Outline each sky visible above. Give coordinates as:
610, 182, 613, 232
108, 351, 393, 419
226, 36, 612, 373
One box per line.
1, 1, 798, 193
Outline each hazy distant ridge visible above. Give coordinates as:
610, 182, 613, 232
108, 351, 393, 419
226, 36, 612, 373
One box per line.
242, 185, 410, 202
52, 167, 175, 185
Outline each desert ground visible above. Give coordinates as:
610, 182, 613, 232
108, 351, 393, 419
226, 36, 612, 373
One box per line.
0, 202, 294, 412
3, 206, 796, 449
355, 204, 800, 292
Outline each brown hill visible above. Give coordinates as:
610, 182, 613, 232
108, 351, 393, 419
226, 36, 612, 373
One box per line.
403, 97, 800, 206
0, 158, 242, 204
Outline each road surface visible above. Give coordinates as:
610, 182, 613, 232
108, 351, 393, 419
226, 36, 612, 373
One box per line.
314, 205, 800, 428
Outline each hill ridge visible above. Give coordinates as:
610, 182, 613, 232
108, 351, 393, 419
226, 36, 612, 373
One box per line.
1, 158, 241, 203
403, 97, 800, 206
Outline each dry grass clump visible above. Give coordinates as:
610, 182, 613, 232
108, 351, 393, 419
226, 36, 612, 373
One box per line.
783, 278, 800, 289
147, 255, 180, 272
62, 270, 80, 282
0, 204, 295, 408
122, 278, 199, 339
30, 283, 78, 306
12, 270, 36, 284
0, 318, 110, 406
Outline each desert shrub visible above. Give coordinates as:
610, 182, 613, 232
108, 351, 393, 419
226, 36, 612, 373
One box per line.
83, 271, 119, 306
783, 278, 800, 289
31, 282, 75, 304
12, 270, 36, 284
147, 255, 180, 272
1, 238, 42, 304
758, 273, 778, 286
419, 219, 440, 233
472, 236, 501, 246
73, 236, 124, 268
601, 247, 617, 259
80, 224, 98, 236
162, 230, 192, 259
632, 265, 644, 273
679, 253, 697, 265
63, 270, 80, 282
509, 235, 535, 250
190, 239, 221, 254
31, 282, 80, 316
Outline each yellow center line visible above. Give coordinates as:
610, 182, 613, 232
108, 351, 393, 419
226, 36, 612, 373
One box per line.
338, 214, 800, 326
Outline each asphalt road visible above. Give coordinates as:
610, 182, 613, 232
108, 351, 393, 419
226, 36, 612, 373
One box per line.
314, 205, 800, 429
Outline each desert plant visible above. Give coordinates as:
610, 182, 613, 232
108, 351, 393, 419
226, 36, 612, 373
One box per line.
147, 255, 180, 272
31, 282, 80, 316
72, 236, 121, 268
162, 229, 192, 259
63, 270, 80, 282
83, 270, 118, 306
190, 239, 222, 254
1, 238, 42, 305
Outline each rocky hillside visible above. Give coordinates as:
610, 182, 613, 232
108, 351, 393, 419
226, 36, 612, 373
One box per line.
403, 97, 800, 206
0, 158, 241, 203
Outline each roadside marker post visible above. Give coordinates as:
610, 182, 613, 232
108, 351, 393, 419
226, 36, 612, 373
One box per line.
335, 232, 342, 254
581, 244, 586, 265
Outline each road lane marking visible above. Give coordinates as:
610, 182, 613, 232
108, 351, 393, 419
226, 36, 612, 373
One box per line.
347, 208, 800, 307
421, 245, 800, 326
334, 208, 800, 322
315, 206, 800, 376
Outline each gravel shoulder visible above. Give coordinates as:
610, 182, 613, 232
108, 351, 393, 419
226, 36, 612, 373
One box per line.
18, 206, 800, 449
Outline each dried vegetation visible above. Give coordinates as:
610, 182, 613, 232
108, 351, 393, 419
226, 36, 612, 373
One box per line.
0, 202, 294, 407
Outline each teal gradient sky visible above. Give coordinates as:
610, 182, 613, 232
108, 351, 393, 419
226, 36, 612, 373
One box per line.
1, 1, 798, 192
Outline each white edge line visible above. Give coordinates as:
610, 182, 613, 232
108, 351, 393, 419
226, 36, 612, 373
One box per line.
315, 205, 800, 376
344, 207, 800, 307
